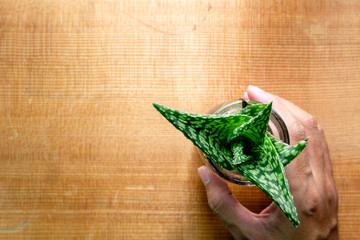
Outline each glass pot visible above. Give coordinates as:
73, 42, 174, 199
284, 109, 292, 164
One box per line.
199, 99, 290, 186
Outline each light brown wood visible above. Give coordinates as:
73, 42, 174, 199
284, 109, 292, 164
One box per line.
1, 0, 359, 238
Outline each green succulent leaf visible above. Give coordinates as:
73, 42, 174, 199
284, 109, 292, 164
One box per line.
234, 135, 299, 226
227, 102, 272, 145
267, 133, 309, 167
153, 101, 308, 227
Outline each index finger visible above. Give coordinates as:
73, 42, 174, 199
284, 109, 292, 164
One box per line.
247, 86, 317, 134
246, 85, 307, 143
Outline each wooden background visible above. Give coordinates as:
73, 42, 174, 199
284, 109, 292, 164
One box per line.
1, 0, 359, 239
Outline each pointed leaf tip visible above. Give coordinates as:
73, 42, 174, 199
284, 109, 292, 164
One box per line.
152, 102, 162, 111
152, 103, 169, 116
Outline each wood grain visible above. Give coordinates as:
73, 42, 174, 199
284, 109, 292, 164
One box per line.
1, 0, 359, 239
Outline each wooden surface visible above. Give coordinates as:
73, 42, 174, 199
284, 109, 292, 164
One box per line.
1, 0, 359, 239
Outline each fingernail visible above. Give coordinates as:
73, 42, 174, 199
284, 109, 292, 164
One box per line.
247, 85, 272, 103
244, 91, 249, 99
248, 85, 265, 93
198, 166, 210, 186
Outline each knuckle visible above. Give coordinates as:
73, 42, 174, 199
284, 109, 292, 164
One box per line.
330, 216, 338, 231
301, 179, 338, 238
289, 120, 307, 142
326, 181, 338, 206
317, 124, 324, 133
307, 196, 321, 215
208, 194, 228, 216
304, 116, 319, 131
320, 215, 338, 239
303, 184, 322, 216
317, 124, 326, 137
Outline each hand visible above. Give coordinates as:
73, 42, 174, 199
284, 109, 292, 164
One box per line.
198, 85, 338, 240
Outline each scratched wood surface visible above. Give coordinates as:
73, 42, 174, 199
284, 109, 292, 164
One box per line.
1, 0, 359, 239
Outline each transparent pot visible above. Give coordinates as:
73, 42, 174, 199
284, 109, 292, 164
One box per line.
199, 99, 290, 186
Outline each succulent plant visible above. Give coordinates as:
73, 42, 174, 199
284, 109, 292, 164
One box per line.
153, 101, 308, 226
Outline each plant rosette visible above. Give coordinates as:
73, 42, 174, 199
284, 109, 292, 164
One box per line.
200, 99, 291, 186
153, 100, 308, 227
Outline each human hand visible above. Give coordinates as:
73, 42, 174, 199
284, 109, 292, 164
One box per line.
198, 85, 338, 240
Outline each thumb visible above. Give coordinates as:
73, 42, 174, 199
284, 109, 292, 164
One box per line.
198, 166, 256, 235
